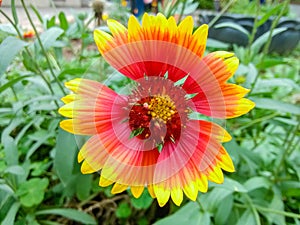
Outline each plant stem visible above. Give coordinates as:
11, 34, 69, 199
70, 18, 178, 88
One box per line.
208, 0, 237, 27
235, 203, 300, 219
249, 0, 290, 94
273, 122, 300, 179
20, 0, 66, 95
236, 112, 279, 131
177, 0, 187, 23
245, 0, 261, 65
0, 9, 23, 38
244, 194, 261, 225
261, 0, 290, 56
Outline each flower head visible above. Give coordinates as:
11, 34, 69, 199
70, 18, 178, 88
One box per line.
59, 13, 255, 207
23, 30, 35, 39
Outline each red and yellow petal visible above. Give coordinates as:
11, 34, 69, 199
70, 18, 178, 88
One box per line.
58, 78, 126, 135
152, 120, 234, 206
94, 13, 208, 82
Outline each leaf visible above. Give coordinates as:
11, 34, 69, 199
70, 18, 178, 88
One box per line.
130, 190, 153, 209
30, 5, 44, 25
76, 174, 92, 201
46, 16, 56, 29
244, 176, 271, 192
214, 22, 250, 36
255, 78, 300, 91
58, 12, 69, 31
0, 184, 14, 195
54, 129, 78, 185
37, 27, 64, 50
0, 24, 18, 35
0, 36, 28, 75
257, 3, 283, 27
280, 181, 300, 197
236, 209, 256, 225
154, 202, 210, 225
116, 202, 132, 219
251, 27, 287, 55
0, 75, 33, 93
251, 97, 300, 115
11, 0, 19, 25
36, 208, 96, 225
215, 194, 233, 225
16, 178, 49, 207
256, 57, 286, 69
267, 187, 285, 225
206, 38, 230, 49
4, 165, 25, 175
1, 202, 20, 225
210, 178, 248, 193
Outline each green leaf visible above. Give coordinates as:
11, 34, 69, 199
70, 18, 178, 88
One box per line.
16, 178, 49, 207
130, 190, 153, 209
210, 178, 248, 193
130, 127, 144, 138
76, 174, 92, 201
244, 176, 271, 192
58, 12, 69, 31
0, 36, 28, 75
4, 165, 25, 175
54, 129, 78, 185
46, 16, 56, 29
251, 27, 287, 55
236, 209, 256, 225
11, 0, 19, 25
206, 38, 230, 49
154, 202, 210, 225
214, 22, 250, 36
251, 97, 300, 115
30, 5, 44, 25
257, 3, 283, 27
280, 181, 300, 197
116, 202, 132, 219
256, 57, 286, 69
215, 194, 233, 225
0, 75, 33, 93
36, 208, 96, 225
37, 27, 64, 50
1, 202, 20, 225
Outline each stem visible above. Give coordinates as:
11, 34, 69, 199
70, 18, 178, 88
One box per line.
20, 0, 66, 95
166, 0, 181, 18
244, 195, 261, 225
0, 9, 23, 38
250, 0, 289, 94
273, 122, 300, 179
236, 112, 279, 132
245, 0, 261, 65
261, 0, 290, 57
235, 203, 300, 219
177, 0, 187, 23
208, 0, 237, 27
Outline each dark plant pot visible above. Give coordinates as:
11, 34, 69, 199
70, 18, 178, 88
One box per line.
199, 13, 300, 54
269, 20, 300, 54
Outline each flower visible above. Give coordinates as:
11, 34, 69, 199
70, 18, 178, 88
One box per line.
23, 30, 35, 39
59, 13, 255, 207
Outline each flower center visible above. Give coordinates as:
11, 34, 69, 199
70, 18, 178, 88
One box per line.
126, 77, 189, 149
146, 95, 176, 123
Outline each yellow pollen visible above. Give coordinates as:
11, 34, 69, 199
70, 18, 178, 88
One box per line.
147, 95, 176, 122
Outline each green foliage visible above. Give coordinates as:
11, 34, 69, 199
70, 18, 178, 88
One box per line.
16, 178, 49, 207
0, 0, 299, 224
